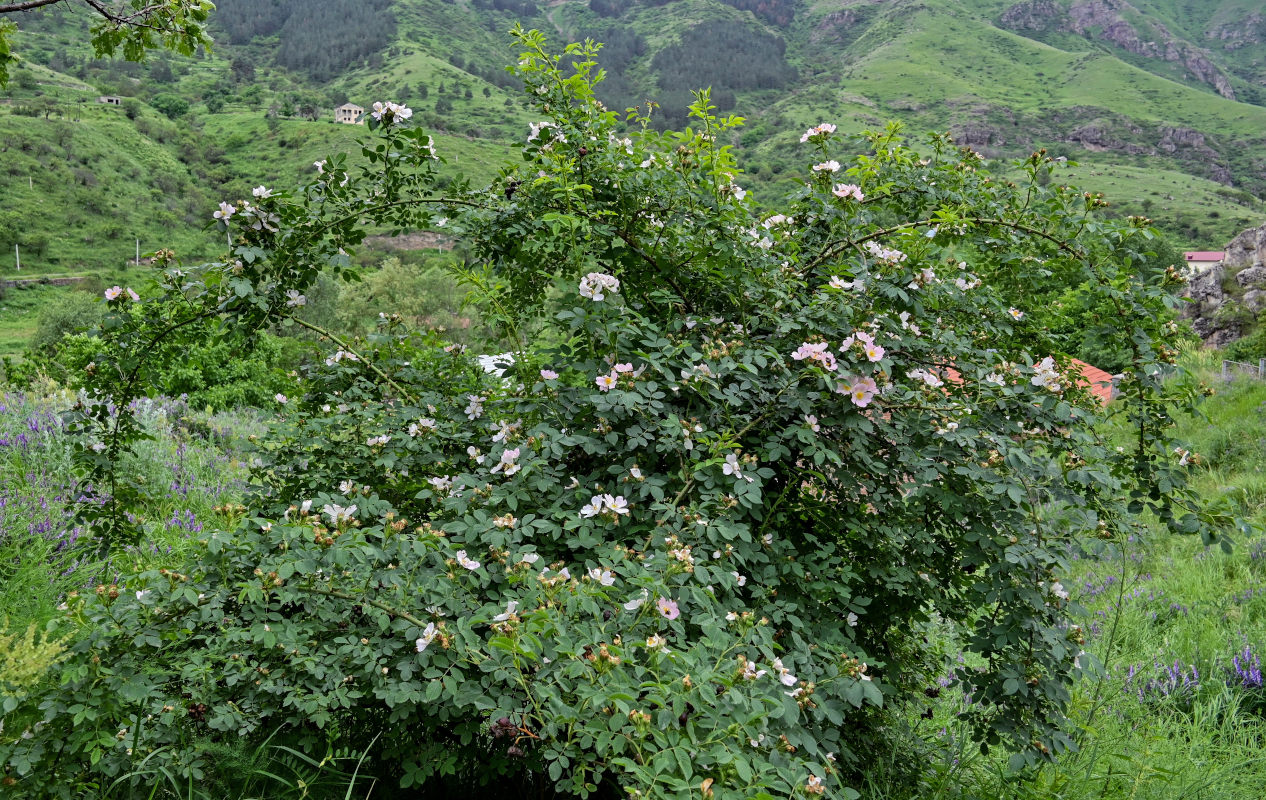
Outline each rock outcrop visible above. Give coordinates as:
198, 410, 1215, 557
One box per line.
1000, 0, 1237, 100
1183, 221, 1266, 347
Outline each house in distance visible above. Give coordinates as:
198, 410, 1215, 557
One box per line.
334, 103, 364, 124
1184, 251, 1225, 274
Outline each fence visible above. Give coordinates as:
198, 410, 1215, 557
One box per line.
1221, 359, 1266, 381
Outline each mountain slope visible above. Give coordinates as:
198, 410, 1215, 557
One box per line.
3, 0, 1264, 272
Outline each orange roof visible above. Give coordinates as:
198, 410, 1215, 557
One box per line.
1071, 359, 1114, 406
943, 358, 1115, 406
1184, 251, 1225, 261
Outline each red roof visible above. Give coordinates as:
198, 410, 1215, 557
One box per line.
1184, 251, 1225, 261
943, 358, 1115, 406
1071, 359, 1114, 406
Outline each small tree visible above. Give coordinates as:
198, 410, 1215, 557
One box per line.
0, 0, 214, 87
0, 30, 1231, 800
150, 92, 189, 119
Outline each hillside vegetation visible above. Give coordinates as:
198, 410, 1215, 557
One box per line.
2, 0, 1265, 358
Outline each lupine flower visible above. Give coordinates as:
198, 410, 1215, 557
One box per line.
832, 183, 864, 201
285, 289, 306, 308
213, 201, 236, 222
415, 622, 438, 652
812, 160, 841, 173
1229, 644, 1263, 689
455, 550, 481, 570
656, 597, 680, 620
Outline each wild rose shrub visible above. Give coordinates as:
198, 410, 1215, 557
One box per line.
1, 30, 1226, 799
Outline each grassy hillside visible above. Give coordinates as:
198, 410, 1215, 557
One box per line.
3, 0, 1266, 357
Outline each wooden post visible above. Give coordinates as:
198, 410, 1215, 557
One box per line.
136, 239, 140, 267
14, 244, 18, 272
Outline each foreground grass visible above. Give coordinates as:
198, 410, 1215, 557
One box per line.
906, 361, 1266, 800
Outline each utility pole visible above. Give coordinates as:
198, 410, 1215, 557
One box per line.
14, 244, 19, 271
136, 238, 140, 266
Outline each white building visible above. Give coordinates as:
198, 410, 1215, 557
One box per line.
1183, 251, 1225, 274
334, 103, 364, 124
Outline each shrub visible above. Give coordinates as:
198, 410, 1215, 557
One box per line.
26, 290, 103, 356
0, 30, 1227, 799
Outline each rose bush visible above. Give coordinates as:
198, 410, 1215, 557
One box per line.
0, 29, 1231, 799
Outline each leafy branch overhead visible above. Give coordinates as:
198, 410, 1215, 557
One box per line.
0, 27, 1238, 800
0, 0, 214, 85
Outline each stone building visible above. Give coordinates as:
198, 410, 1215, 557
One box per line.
334, 103, 364, 124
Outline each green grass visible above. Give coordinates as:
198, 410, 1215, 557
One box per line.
897, 359, 1266, 799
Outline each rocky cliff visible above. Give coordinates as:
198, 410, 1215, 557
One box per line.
1183, 222, 1266, 347
1000, 0, 1237, 100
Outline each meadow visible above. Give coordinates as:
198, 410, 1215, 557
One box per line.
4, 350, 1266, 798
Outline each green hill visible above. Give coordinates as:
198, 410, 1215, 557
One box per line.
2, 0, 1266, 357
